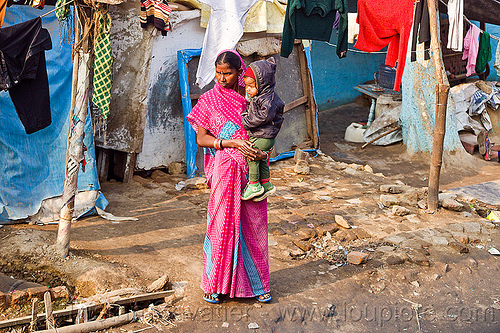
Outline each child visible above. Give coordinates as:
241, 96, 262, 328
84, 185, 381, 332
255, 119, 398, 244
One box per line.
241, 57, 284, 201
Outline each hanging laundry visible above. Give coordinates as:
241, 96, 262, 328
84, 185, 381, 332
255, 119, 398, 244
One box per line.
0, 0, 6, 28
346, 12, 359, 44
410, 0, 430, 62
195, 0, 259, 88
354, 0, 415, 92
0, 17, 52, 134
93, 5, 113, 119
140, 0, 172, 36
55, 0, 71, 21
476, 32, 492, 74
495, 40, 500, 76
32, 0, 45, 9
462, 24, 480, 76
446, 0, 463, 52
281, 0, 348, 59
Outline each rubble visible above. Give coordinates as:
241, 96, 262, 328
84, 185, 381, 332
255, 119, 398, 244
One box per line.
347, 251, 369, 265
392, 206, 410, 216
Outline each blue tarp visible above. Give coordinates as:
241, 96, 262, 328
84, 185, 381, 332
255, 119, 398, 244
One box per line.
0, 7, 104, 222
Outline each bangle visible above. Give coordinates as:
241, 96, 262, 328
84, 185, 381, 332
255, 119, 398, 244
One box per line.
213, 139, 219, 149
219, 139, 223, 149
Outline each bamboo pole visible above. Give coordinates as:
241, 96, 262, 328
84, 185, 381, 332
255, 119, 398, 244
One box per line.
427, 0, 450, 211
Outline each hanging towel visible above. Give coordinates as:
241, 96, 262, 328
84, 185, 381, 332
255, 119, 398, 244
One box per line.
140, 0, 172, 36
92, 5, 113, 119
0, 17, 52, 134
462, 24, 480, 76
410, 0, 430, 62
447, 0, 463, 52
281, 0, 348, 59
354, 0, 415, 92
195, 0, 258, 88
494, 40, 500, 76
476, 32, 492, 74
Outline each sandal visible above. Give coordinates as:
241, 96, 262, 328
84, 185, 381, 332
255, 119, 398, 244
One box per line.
256, 293, 272, 303
477, 131, 487, 156
203, 293, 220, 304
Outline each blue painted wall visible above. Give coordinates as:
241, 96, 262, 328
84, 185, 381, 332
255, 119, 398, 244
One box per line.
485, 23, 500, 81
309, 41, 387, 111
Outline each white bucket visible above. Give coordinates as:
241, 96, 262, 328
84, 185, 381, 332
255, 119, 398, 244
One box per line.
344, 122, 366, 143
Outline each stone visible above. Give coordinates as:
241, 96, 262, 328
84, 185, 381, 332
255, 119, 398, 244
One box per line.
438, 192, 458, 201
270, 227, 287, 236
132, 175, 150, 185
10, 289, 29, 305
185, 177, 208, 190
431, 273, 441, 280
168, 161, 186, 175
449, 242, 469, 254
294, 148, 310, 163
380, 194, 400, 207
452, 233, 469, 244
348, 163, 365, 171
151, 170, 171, 183
386, 255, 406, 265
380, 184, 404, 194
467, 258, 478, 267
336, 229, 358, 242
392, 206, 410, 216
430, 236, 449, 246
435, 262, 450, 274
371, 281, 386, 292
352, 228, 371, 239
399, 190, 420, 207
248, 322, 259, 329
417, 200, 427, 210
289, 249, 304, 258
295, 228, 317, 241
147, 274, 169, 293
50, 286, 70, 300
0, 291, 9, 309
27, 286, 50, 300
462, 222, 482, 234
343, 167, 358, 176
410, 281, 420, 287
461, 211, 473, 218
347, 251, 369, 265
315, 224, 339, 237
294, 160, 310, 175
293, 240, 312, 252
334, 215, 351, 229
406, 251, 430, 267
377, 246, 396, 253
406, 214, 421, 224
364, 165, 374, 173
440, 198, 464, 212
384, 234, 407, 246
444, 223, 464, 233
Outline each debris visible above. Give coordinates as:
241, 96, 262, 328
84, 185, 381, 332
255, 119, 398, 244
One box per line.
392, 205, 410, 216
488, 247, 500, 255
295, 228, 317, 241
371, 281, 386, 292
96, 207, 138, 222
268, 240, 278, 246
185, 177, 208, 190
270, 227, 286, 236
364, 165, 373, 173
293, 240, 312, 252
346, 198, 362, 205
294, 160, 310, 175
410, 281, 420, 287
417, 200, 427, 210
487, 211, 500, 222
175, 181, 185, 191
147, 274, 169, 293
380, 194, 399, 207
346, 251, 369, 265
248, 322, 259, 329
386, 255, 405, 265
222, 322, 229, 328
440, 198, 464, 212
334, 215, 351, 229
379, 184, 404, 194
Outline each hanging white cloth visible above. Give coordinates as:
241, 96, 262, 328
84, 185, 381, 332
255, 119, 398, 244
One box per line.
495, 39, 500, 76
447, 0, 463, 52
196, 0, 261, 88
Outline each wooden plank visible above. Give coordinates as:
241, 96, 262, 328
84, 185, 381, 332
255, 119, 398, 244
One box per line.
122, 152, 137, 183
297, 44, 314, 143
283, 96, 308, 113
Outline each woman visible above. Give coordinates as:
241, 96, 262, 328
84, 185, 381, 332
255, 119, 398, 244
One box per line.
187, 50, 272, 304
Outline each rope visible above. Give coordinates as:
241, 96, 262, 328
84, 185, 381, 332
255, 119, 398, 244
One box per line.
325, 41, 388, 54
40, 0, 75, 18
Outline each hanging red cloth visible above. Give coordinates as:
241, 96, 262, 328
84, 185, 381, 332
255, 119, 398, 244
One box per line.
354, 0, 416, 91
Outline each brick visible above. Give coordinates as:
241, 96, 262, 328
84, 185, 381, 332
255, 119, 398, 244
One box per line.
0, 291, 9, 309
50, 286, 70, 300
293, 240, 312, 252
10, 289, 29, 305
27, 286, 49, 300
347, 251, 369, 265
449, 241, 469, 254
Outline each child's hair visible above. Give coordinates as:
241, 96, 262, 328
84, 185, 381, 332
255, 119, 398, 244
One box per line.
215, 51, 241, 71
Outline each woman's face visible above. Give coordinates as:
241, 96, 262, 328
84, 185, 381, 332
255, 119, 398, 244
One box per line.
215, 63, 240, 89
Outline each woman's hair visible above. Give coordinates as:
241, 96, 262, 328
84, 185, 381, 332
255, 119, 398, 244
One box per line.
215, 51, 241, 70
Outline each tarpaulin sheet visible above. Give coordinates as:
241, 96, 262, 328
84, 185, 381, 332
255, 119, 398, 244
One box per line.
0, 7, 103, 222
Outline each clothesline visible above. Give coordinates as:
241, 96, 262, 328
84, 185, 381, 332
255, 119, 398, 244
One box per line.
325, 42, 388, 54
438, 0, 500, 41
40, 0, 75, 18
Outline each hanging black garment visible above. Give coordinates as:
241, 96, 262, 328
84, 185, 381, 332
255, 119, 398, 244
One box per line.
410, 0, 431, 62
0, 17, 52, 134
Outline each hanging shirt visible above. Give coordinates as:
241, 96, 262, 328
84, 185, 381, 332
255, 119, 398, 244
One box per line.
195, 0, 259, 88
281, 0, 348, 59
354, 0, 415, 92
494, 40, 500, 76
462, 25, 480, 76
140, 0, 172, 36
475, 31, 492, 74
447, 0, 463, 52
0, 17, 52, 134
410, 0, 430, 62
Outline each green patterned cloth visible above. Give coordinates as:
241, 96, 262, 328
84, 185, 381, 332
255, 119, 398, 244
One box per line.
92, 6, 113, 119
476, 32, 492, 74
55, 0, 70, 21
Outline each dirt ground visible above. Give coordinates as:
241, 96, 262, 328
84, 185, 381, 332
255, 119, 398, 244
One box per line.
1, 103, 500, 332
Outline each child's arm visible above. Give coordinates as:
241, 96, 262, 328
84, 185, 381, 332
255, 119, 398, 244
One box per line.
242, 99, 277, 130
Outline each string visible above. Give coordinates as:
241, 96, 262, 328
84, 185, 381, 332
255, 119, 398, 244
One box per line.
325, 42, 388, 54
438, 0, 500, 41
40, 0, 75, 18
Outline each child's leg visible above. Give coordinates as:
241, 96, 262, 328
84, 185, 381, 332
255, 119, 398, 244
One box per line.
247, 158, 260, 183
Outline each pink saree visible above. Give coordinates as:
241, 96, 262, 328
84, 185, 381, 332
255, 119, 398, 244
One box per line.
186, 51, 270, 298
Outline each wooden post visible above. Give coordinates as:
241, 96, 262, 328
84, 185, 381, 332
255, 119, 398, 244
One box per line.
29, 298, 39, 332
44, 292, 55, 330
427, 0, 450, 211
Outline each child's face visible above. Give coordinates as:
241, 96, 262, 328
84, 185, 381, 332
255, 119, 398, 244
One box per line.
215, 63, 240, 89
244, 76, 258, 98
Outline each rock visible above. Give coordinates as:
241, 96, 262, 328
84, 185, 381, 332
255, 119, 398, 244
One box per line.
406, 250, 430, 266
27, 286, 50, 300
371, 281, 386, 292
452, 233, 469, 244
364, 165, 374, 173
386, 255, 406, 265
399, 189, 419, 207
410, 281, 420, 287
462, 211, 473, 218
151, 170, 171, 183
438, 192, 458, 201
75, 266, 131, 297
270, 227, 287, 236
343, 167, 358, 176
185, 177, 208, 190
0, 291, 9, 309
294, 160, 310, 175
380, 194, 400, 207
295, 228, 317, 241
384, 234, 407, 246
352, 228, 371, 239
315, 224, 339, 237
248, 322, 259, 329
147, 274, 169, 293
222, 322, 229, 328
431, 273, 441, 280
406, 214, 421, 224
440, 198, 464, 212
268, 240, 278, 246
289, 249, 304, 258
143, 182, 160, 189
377, 246, 395, 253
417, 200, 427, 210
392, 206, 410, 216
430, 236, 449, 246
461, 222, 482, 234
294, 148, 310, 163
347, 251, 369, 265
168, 161, 186, 175
334, 215, 351, 229
379, 184, 404, 194
50, 286, 70, 300
449, 241, 469, 254
132, 175, 150, 185
336, 229, 358, 242
435, 262, 450, 274
293, 240, 312, 252
467, 258, 478, 267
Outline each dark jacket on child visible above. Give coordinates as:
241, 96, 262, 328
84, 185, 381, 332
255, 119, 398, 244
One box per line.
242, 57, 284, 139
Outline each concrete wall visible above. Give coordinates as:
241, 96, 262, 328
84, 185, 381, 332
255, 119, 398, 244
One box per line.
309, 41, 387, 111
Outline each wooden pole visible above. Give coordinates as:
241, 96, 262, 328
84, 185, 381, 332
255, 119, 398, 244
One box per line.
427, 0, 450, 211
43, 292, 55, 330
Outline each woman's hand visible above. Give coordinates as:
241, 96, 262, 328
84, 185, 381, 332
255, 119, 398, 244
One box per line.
226, 139, 258, 159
